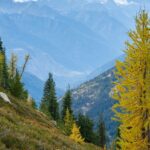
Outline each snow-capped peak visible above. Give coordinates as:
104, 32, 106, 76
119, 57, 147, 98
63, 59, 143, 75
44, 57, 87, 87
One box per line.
13, 0, 38, 3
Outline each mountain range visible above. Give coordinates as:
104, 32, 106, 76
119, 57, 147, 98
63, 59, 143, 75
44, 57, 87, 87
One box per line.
0, 0, 149, 91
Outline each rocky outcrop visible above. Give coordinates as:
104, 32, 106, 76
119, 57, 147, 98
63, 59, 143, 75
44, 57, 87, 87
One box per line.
0, 92, 11, 103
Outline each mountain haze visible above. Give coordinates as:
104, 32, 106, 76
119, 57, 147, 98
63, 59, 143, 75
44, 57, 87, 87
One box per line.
0, 0, 149, 90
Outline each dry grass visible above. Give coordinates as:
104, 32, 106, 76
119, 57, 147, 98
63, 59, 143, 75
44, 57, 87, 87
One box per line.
0, 94, 100, 150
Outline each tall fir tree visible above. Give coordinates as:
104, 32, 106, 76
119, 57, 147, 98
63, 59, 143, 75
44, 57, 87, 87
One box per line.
61, 87, 73, 120
77, 113, 94, 143
40, 73, 59, 120
98, 114, 106, 149
64, 108, 74, 135
40, 73, 53, 116
49, 79, 59, 120
0, 51, 4, 87
0, 38, 9, 89
112, 10, 150, 149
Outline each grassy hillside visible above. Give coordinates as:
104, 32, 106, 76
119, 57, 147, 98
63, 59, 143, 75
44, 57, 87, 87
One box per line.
0, 92, 99, 150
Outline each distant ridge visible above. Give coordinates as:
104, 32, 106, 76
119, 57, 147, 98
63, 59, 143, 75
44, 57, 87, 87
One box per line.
87, 54, 124, 80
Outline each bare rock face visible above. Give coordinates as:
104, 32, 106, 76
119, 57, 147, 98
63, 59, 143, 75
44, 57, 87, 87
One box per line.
0, 92, 11, 103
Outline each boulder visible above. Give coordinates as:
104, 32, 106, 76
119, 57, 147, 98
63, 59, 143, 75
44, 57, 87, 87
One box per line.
0, 92, 11, 103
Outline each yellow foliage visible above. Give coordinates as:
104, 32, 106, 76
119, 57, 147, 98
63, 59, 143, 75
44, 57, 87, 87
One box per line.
0, 52, 4, 63
64, 108, 74, 135
112, 10, 150, 150
70, 123, 84, 144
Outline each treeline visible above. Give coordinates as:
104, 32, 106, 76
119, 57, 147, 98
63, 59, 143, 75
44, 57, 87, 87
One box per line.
0, 39, 29, 99
0, 38, 37, 109
39, 72, 107, 148
111, 10, 150, 149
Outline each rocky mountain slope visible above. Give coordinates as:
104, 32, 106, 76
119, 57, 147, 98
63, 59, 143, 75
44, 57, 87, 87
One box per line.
71, 67, 117, 139
0, 91, 99, 150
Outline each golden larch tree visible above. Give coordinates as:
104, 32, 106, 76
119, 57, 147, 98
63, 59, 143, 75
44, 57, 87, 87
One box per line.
70, 122, 84, 144
64, 108, 74, 135
112, 10, 150, 150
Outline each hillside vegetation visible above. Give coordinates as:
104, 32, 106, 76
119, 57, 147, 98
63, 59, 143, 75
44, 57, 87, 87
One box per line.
0, 91, 99, 150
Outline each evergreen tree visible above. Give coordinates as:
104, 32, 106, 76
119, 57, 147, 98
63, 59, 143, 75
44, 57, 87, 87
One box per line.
77, 113, 94, 143
61, 87, 73, 120
115, 127, 121, 150
40, 73, 59, 120
64, 108, 74, 135
40, 73, 53, 116
9, 70, 28, 99
98, 114, 106, 149
70, 122, 84, 144
112, 10, 150, 149
0, 39, 28, 99
49, 80, 59, 120
8, 53, 28, 99
0, 38, 9, 89
0, 52, 4, 87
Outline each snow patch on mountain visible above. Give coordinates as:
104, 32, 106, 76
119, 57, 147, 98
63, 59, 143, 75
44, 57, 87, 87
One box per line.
13, 0, 38, 3
114, 0, 136, 5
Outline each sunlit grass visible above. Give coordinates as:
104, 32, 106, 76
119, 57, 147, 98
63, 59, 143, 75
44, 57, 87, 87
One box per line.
0, 94, 100, 150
